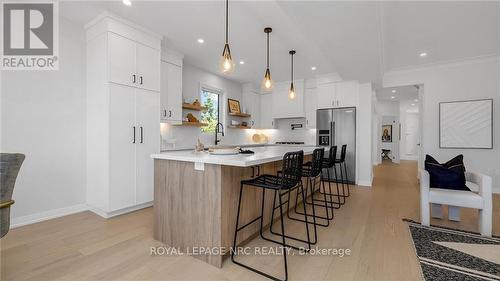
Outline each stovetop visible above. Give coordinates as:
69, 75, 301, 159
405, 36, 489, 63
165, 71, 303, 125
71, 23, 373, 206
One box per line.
275, 141, 305, 145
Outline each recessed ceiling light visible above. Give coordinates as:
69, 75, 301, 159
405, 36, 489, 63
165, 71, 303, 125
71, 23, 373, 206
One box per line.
239, 61, 245, 65
197, 38, 204, 44
122, 0, 131, 6
411, 103, 415, 106
415, 99, 419, 102
311, 66, 317, 71
391, 89, 396, 93
391, 96, 395, 99
419, 52, 427, 57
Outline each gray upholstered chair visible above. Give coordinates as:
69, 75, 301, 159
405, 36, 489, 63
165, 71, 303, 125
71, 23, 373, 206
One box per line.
1, 153, 25, 238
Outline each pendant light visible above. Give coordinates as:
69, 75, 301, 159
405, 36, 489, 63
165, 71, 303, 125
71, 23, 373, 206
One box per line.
262, 27, 274, 91
288, 50, 296, 100
219, 0, 235, 74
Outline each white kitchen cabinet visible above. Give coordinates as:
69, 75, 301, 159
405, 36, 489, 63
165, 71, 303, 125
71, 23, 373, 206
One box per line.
108, 84, 136, 211
160, 60, 182, 123
260, 93, 274, 129
107, 84, 159, 210
304, 87, 317, 128
336, 81, 358, 108
136, 43, 160, 92
317, 81, 359, 109
135, 89, 160, 204
106, 29, 159, 92
272, 80, 305, 119
242, 90, 261, 128
317, 82, 336, 109
86, 13, 161, 218
108, 33, 136, 87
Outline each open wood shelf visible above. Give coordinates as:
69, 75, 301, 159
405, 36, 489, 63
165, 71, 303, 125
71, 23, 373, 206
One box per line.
228, 112, 251, 117
228, 125, 252, 129
182, 103, 207, 111
174, 121, 209, 127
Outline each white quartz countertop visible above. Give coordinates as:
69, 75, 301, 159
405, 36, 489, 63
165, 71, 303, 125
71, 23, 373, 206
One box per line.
151, 145, 326, 167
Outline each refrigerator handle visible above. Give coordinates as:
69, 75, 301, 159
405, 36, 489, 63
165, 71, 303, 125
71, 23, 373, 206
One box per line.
330, 121, 335, 146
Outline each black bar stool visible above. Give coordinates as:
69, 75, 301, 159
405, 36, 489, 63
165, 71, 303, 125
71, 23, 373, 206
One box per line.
231, 150, 308, 281
335, 144, 350, 197
290, 148, 336, 228
306, 145, 346, 209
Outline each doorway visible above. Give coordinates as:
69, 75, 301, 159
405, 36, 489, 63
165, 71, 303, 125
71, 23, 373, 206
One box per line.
374, 85, 422, 175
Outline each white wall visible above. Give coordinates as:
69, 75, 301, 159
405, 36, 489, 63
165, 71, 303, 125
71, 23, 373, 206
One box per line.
357, 83, 374, 186
1, 18, 87, 225
384, 57, 500, 193
372, 93, 380, 165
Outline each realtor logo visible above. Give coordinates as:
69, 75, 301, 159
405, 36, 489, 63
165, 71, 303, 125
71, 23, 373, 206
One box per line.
1, 2, 59, 70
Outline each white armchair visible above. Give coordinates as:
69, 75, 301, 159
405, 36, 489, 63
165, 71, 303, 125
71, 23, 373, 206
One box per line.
420, 170, 493, 237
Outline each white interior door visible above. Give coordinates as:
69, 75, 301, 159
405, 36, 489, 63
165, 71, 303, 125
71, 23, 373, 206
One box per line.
108, 84, 136, 211
135, 89, 160, 204
405, 112, 419, 156
108, 33, 136, 87
136, 43, 160, 92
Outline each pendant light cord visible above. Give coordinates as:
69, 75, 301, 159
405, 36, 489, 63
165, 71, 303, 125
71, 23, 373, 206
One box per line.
266, 33, 269, 68
225, 0, 229, 44
291, 53, 294, 81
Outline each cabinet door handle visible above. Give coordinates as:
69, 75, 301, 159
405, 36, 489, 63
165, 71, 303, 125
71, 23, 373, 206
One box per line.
139, 76, 143, 85
140, 126, 144, 143
133, 74, 136, 83
163, 110, 167, 117
132, 126, 136, 143
169, 110, 172, 117
306, 119, 309, 125
252, 120, 254, 126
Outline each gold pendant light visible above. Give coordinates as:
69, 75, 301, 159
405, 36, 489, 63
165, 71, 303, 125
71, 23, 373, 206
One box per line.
288, 50, 296, 100
262, 27, 274, 91
219, 0, 235, 74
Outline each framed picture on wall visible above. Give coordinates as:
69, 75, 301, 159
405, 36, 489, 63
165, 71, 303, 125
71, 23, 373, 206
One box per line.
227, 99, 241, 114
439, 99, 493, 149
382, 125, 392, 142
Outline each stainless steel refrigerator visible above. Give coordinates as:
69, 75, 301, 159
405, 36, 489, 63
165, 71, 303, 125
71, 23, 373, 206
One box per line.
317, 107, 356, 184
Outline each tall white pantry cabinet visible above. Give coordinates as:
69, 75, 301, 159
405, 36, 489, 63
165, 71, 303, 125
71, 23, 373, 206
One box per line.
85, 13, 161, 218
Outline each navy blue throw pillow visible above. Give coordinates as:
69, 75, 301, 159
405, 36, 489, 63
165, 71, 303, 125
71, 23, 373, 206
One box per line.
424, 155, 469, 191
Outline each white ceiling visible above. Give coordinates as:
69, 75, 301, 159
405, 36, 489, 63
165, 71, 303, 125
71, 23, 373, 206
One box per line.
60, 1, 500, 86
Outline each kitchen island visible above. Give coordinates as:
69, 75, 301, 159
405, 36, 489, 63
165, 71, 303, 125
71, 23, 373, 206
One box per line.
151, 146, 321, 268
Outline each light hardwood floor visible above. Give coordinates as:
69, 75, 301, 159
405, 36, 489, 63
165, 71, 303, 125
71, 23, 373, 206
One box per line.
1, 160, 498, 280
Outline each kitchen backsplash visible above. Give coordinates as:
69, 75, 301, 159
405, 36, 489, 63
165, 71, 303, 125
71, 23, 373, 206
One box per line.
160, 118, 316, 150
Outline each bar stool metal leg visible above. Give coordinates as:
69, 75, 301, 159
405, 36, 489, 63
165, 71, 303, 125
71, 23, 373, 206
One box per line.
269, 182, 316, 247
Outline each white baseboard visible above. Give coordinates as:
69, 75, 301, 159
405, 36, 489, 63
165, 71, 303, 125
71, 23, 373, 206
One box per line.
87, 201, 153, 219
11, 203, 88, 228
11, 201, 154, 228
357, 179, 373, 187
400, 155, 418, 161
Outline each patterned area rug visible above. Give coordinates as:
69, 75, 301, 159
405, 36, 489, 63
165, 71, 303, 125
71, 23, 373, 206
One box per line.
404, 219, 500, 281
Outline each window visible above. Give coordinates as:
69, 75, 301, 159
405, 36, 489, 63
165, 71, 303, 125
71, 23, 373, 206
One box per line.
200, 89, 220, 133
